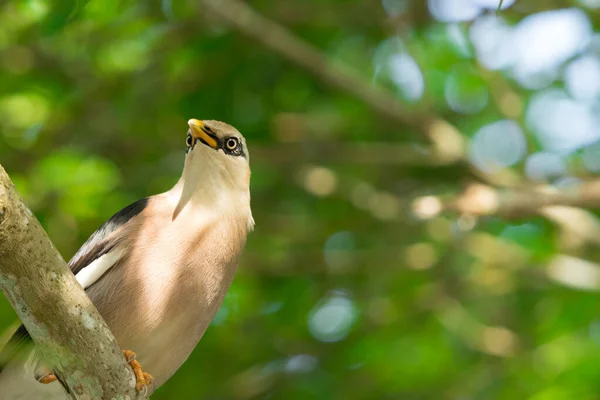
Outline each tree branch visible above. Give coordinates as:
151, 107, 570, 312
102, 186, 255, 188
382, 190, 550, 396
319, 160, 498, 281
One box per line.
412, 180, 600, 219
199, 0, 466, 164
0, 165, 146, 400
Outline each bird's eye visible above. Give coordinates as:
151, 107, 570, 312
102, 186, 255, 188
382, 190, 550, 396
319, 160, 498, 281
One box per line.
225, 137, 239, 151
186, 133, 193, 148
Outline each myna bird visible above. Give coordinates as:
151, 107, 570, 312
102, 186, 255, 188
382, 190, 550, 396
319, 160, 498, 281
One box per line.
0, 119, 254, 399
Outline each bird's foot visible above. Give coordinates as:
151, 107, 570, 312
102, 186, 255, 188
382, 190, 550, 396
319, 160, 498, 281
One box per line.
35, 352, 154, 393
123, 349, 154, 392
37, 372, 57, 384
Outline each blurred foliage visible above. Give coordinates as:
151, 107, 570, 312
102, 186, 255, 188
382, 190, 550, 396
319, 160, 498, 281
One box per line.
3, 0, 600, 399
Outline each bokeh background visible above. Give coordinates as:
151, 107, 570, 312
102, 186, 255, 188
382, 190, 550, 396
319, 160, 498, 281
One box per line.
2, 0, 600, 398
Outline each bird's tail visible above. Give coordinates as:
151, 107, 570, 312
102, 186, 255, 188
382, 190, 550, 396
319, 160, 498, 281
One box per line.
0, 351, 69, 400
0, 325, 69, 400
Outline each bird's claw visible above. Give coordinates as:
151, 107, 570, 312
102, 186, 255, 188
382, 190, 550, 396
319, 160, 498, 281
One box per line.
36, 351, 153, 393
125, 351, 136, 363
123, 349, 154, 392
37, 372, 57, 384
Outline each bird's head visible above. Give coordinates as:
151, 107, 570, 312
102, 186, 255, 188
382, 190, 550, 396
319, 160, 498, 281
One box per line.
180, 119, 252, 212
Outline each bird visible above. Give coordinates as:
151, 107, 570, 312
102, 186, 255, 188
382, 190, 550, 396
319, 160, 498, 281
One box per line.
0, 119, 254, 399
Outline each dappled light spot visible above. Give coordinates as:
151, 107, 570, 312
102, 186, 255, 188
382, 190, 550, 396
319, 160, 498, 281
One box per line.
541, 207, 600, 249
368, 192, 401, 221
373, 37, 424, 102
472, 0, 515, 9
426, 118, 466, 162
412, 196, 442, 219
512, 9, 592, 87
547, 255, 600, 291
301, 166, 337, 197
428, 0, 515, 23
532, 334, 585, 379
579, 0, 600, 8
308, 291, 358, 343
454, 214, 477, 232
388, 53, 424, 102
480, 326, 518, 357
30, 150, 121, 218
2, 0, 48, 27
470, 15, 515, 71
564, 55, 600, 100
95, 28, 166, 74
582, 142, 600, 172
526, 89, 600, 152
427, 0, 480, 23
524, 152, 566, 182
404, 243, 437, 270
455, 184, 498, 216
324, 231, 357, 273
284, 354, 318, 374
23, 0, 49, 21
471, 9, 591, 89
469, 120, 526, 173
0, 93, 49, 132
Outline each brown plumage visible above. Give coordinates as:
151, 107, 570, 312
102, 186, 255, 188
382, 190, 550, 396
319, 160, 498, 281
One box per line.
0, 119, 253, 399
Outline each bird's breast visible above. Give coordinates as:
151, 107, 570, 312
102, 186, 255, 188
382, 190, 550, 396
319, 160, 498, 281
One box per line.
88, 205, 248, 387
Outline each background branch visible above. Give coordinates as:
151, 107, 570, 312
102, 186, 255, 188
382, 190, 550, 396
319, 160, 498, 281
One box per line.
0, 165, 146, 400
412, 180, 600, 219
252, 142, 447, 166
200, 0, 466, 164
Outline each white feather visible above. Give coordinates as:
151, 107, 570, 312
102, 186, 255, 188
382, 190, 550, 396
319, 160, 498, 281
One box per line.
75, 249, 125, 289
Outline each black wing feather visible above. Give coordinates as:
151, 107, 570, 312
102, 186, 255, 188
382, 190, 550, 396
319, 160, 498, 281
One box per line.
69, 197, 148, 275
0, 197, 149, 373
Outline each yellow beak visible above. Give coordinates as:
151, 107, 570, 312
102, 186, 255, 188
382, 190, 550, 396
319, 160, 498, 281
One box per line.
188, 119, 218, 149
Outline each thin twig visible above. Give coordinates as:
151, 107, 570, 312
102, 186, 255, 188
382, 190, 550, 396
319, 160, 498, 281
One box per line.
497, 0, 505, 14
